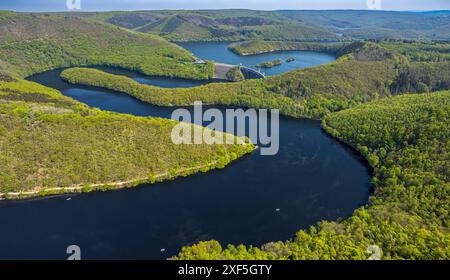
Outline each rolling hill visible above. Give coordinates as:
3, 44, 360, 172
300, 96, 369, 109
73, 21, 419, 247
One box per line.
89, 9, 450, 42
0, 11, 251, 198
0, 11, 213, 79
97, 10, 338, 42
0, 9, 448, 260
174, 90, 450, 260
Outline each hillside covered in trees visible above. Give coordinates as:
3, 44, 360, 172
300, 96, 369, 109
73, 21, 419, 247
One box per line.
0, 77, 254, 199
277, 10, 450, 41
228, 40, 343, 56
0, 11, 213, 79
60, 40, 450, 260
0, 10, 448, 260
174, 91, 450, 260
61, 41, 450, 119
94, 10, 336, 42
88, 10, 450, 42
0, 11, 255, 199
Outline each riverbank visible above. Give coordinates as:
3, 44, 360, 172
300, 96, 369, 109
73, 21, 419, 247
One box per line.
228, 41, 342, 56
59, 40, 394, 120
59, 67, 301, 116
0, 147, 256, 201
256, 59, 283, 68
3, 67, 373, 259
175, 91, 450, 260
0, 76, 256, 200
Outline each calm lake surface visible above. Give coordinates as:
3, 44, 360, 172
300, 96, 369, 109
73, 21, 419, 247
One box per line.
178, 42, 337, 76
0, 44, 370, 260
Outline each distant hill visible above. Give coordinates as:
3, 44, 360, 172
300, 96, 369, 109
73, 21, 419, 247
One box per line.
88, 9, 450, 42
278, 10, 450, 41
94, 10, 338, 42
0, 11, 213, 79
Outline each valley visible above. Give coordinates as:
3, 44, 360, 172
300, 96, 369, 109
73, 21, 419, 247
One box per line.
0, 9, 448, 261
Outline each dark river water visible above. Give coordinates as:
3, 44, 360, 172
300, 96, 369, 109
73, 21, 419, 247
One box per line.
0, 45, 370, 260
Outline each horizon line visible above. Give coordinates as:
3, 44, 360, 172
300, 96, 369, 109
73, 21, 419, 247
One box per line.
1, 8, 450, 13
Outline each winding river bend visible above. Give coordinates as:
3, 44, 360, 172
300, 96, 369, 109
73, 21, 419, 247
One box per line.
0, 44, 370, 260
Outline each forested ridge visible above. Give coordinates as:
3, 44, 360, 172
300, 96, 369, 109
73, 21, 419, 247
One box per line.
0, 10, 448, 260
62, 41, 450, 119
174, 91, 450, 260
0, 11, 259, 199
0, 11, 213, 80
90, 10, 450, 42
59, 40, 450, 260
0, 78, 254, 198
60, 67, 301, 116
228, 40, 343, 56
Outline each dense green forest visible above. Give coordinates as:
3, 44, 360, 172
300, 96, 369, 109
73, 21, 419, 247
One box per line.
174, 91, 450, 260
0, 10, 449, 260
0, 11, 213, 79
0, 77, 254, 198
277, 10, 450, 41
62, 41, 437, 119
59, 40, 450, 260
92, 10, 336, 42
225, 66, 245, 82
228, 40, 342, 56
380, 41, 450, 62
85, 10, 450, 42
61, 41, 450, 120
255, 59, 283, 68
60, 67, 300, 116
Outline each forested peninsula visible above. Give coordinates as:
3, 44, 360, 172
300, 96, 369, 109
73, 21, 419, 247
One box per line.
0, 10, 448, 260
61, 41, 450, 119
60, 40, 450, 260
0, 12, 253, 199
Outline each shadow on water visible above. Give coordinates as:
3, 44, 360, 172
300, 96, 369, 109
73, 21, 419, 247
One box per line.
0, 46, 369, 260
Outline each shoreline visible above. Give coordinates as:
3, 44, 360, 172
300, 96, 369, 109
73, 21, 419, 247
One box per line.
0, 145, 257, 201
227, 41, 342, 57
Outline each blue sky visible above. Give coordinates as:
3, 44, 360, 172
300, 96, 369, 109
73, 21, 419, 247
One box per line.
1, 0, 450, 12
